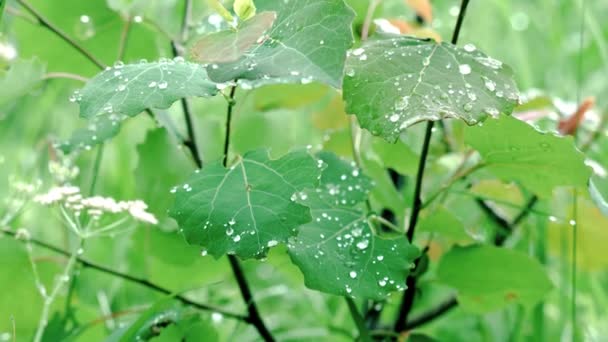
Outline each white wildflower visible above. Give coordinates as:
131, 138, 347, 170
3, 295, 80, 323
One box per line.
34, 186, 158, 225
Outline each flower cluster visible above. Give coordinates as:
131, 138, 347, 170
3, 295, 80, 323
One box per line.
34, 186, 158, 225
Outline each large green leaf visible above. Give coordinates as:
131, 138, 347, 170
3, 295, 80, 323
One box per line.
78, 58, 218, 119
465, 115, 591, 198
288, 152, 420, 299
205, 0, 355, 88
343, 37, 518, 142
190, 12, 277, 64
0, 58, 45, 106
170, 149, 321, 259
438, 245, 553, 313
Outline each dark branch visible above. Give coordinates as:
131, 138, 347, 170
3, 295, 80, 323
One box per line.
1, 228, 248, 322
394, 0, 471, 332
222, 87, 275, 342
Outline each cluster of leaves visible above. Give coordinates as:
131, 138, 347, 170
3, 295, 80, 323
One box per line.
2, 0, 608, 341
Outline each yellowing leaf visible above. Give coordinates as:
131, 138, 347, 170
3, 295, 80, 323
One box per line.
234, 0, 257, 20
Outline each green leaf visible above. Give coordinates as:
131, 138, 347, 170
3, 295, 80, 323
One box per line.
288, 152, 420, 299
57, 115, 120, 154
0, 58, 45, 106
438, 245, 553, 313
206, 0, 355, 88
343, 37, 518, 142
170, 149, 321, 259
78, 59, 218, 119
190, 12, 277, 64
234, 0, 257, 20
465, 115, 592, 198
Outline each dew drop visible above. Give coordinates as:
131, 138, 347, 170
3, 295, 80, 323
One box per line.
464, 43, 476, 52
158, 81, 168, 89
459, 64, 471, 75
349, 271, 357, 279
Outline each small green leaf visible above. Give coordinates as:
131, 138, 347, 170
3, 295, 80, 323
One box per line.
465, 115, 592, 198
438, 245, 553, 313
206, 0, 355, 88
208, 0, 234, 23
288, 152, 420, 299
170, 149, 321, 259
234, 0, 257, 20
343, 37, 518, 142
78, 59, 218, 119
0, 58, 45, 106
190, 12, 276, 64
58, 115, 120, 154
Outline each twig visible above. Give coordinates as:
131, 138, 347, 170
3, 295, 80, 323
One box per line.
116, 18, 132, 61
1, 228, 248, 322
16, 0, 106, 69
361, 0, 381, 41
43, 72, 89, 83
171, 0, 203, 168
394, 0, 471, 332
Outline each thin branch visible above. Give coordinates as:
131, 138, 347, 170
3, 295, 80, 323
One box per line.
1, 229, 248, 322
43, 72, 89, 83
223, 86, 237, 166
361, 0, 381, 41
404, 297, 458, 330
170, 0, 203, 168
394, 0, 471, 332
16, 0, 106, 69
116, 18, 133, 61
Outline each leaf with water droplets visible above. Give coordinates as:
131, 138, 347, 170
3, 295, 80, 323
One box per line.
79, 59, 218, 119
206, 0, 355, 88
170, 149, 320, 259
190, 12, 277, 64
343, 37, 518, 142
288, 152, 420, 299
438, 245, 553, 313
465, 115, 591, 198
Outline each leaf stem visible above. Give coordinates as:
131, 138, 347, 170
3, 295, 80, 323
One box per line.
16, 0, 106, 69
116, 17, 132, 61
394, 0, 471, 332
346, 298, 372, 342
1, 228, 248, 322
33, 236, 82, 342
